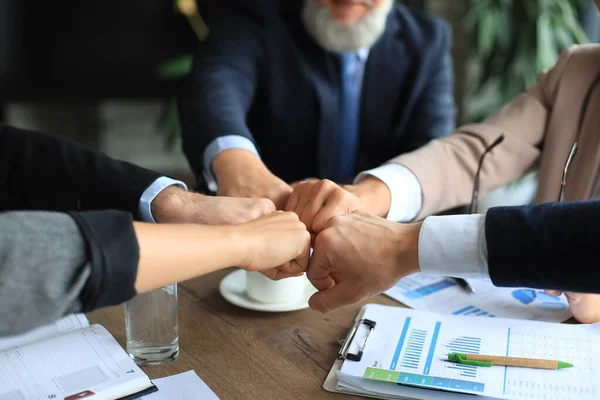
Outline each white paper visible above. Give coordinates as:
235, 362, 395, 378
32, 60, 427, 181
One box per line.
142, 370, 219, 400
0, 324, 151, 400
0, 313, 89, 351
385, 274, 572, 322
339, 304, 599, 400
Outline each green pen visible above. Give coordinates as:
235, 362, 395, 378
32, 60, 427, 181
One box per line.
447, 353, 573, 370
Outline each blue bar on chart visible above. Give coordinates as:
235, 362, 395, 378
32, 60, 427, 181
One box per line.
452, 305, 495, 318
394, 276, 422, 291
423, 322, 441, 375
400, 329, 427, 369
445, 336, 482, 354
390, 317, 412, 370
403, 280, 456, 300
446, 364, 478, 378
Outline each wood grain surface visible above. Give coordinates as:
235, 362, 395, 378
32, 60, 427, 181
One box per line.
87, 268, 403, 400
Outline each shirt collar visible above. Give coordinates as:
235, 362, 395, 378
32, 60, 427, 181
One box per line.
357, 48, 370, 63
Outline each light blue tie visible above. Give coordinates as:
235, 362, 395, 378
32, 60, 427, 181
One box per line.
321, 52, 360, 183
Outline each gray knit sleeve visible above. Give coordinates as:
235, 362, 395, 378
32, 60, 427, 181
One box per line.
0, 209, 139, 337
0, 211, 90, 336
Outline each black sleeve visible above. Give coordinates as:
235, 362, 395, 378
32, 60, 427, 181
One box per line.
69, 210, 140, 312
0, 124, 161, 217
486, 200, 600, 293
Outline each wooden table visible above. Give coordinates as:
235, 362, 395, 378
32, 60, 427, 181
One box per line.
87, 268, 403, 399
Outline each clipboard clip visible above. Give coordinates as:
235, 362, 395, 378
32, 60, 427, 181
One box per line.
337, 318, 376, 362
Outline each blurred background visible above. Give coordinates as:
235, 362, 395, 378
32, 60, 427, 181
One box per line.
1, 0, 598, 191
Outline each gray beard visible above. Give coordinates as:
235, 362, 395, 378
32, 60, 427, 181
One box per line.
302, 0, 394, 53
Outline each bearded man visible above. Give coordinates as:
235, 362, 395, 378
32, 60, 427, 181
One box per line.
178, 0, 455, 209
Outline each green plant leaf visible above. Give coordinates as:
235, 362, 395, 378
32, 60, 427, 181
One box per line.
462, 0, 586, 123
156, 55, 194, 79
537, 13, 558, 74
463, 0, 491, 30
157, 97, 181, 149
553, 23, 576, 49
477, 10, 497, 57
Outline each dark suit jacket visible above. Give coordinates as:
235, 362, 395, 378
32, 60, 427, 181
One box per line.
178, 1, 456, 189
0, 124, 160, 216
486, 200, 600, 293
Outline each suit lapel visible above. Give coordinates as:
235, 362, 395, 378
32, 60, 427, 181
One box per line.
359, 13, 412, 161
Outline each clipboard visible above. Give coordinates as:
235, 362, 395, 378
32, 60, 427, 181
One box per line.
322, 304, 498, 400
323, 304, 393, 399
324, 358, 399, 399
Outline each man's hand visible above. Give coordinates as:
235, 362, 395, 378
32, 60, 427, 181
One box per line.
285, 179, 360, 232
545, 291, 600, 323
307, 212, 422, 313
213, 149, 292, 209
234, 211, 312, 280
152, 186, 276, 225
285, 177, 392, 233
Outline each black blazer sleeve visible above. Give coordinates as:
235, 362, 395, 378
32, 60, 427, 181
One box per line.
0, 124, 161, 217
486, 200, 600, 293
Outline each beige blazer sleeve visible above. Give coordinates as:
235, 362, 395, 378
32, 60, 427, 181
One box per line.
390, 48, 574, 220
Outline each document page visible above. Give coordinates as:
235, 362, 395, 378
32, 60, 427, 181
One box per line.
0, 313, 89, 351
142, 370, 220, 400
385, 274, 572, 322
339, 305, 598, 400
0, 324, 151, 400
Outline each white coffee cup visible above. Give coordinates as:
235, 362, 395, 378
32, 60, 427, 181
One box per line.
245, 271, 307, 304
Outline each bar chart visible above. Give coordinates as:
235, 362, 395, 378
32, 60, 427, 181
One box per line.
444, 336, 482, 379
394, 276, 456, 300
385, 274, 571, 322
445, 336, 482, 353
452, 305, 495, 317
377, 318, 486, 393
399, 329, 426, 369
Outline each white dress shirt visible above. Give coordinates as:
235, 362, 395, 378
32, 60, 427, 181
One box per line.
357, 164, 490, 280
418, 213, 490, 280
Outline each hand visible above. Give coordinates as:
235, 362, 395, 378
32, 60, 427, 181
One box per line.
286, 179, 361, 233
545, 290, 600, 323
285, 177, 391, 233
234, 211, 312, 280
213, 149, 292, 209
289, 177, 319, 189
152, 186, 276, 225
307, 212, 422, 313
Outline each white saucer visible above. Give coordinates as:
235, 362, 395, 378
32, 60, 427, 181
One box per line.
219, 269, 318, 312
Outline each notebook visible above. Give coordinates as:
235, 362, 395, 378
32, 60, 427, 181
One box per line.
0, 313, 156, 400
325, 304, 600, 400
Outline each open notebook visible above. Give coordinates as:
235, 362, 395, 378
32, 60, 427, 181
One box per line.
0, 314, 156, 400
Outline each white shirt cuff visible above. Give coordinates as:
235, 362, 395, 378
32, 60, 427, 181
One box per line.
139, 177, 188, 223
203, 135, 260, 192
355, 164, 422, 222
418, 213, 489, 279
